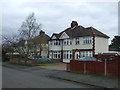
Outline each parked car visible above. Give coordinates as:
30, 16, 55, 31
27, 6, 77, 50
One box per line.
102, 58, 114, 61
32, 55, 52, 62
78, 57, 97, 61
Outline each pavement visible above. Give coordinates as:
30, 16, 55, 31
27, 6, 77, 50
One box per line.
2, 62, 119, 89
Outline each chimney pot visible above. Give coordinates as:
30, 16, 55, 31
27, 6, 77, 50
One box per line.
39, 30, 45, 35
71, 21, 78, 28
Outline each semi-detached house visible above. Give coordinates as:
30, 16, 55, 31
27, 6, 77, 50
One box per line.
48, 21, 110, 63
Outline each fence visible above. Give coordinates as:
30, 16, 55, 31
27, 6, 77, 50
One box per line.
69, 60, 120, 76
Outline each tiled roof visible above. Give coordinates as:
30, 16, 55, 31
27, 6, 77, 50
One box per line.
50, 25, 109, 39
17, 39, 26, 46
17, 32, 50, 45
33, 33, 50, 43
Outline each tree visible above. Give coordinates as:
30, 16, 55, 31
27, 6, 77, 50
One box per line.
18, 12, 42, 56
2, 12, 42, 59
19, 12, 41, 40
110, 36, 120, 51
2, 34, 20, 61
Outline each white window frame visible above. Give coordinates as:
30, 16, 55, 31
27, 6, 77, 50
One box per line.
63, 51, 72, 59
80, 51, 93, 57
53, 51, 61, 59
63, 39, 72, 45
49, 52, 52, 58
75, 52, 80, 60
75, 38, 80, 45
53, 40, 61, 46
83, 36, 92, 44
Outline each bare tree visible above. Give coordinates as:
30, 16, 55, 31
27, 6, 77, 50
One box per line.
19, 12, 41, 40
18, 12, 42, 56
2, 12, 42, 59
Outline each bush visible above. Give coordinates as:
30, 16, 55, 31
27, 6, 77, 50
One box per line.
2, 54, 9, 62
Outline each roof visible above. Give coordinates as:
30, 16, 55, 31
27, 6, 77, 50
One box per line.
17, 31, 50, 45
17, 39, 26, 46
33, 33, 50, 43
50, 25, 109, 39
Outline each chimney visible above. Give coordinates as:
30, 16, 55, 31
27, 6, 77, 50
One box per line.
71, 21, 78, 28
39, 30, 45, 35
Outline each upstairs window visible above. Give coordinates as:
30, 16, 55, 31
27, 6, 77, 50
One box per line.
63, 39, 72, 45
49, 41, 53, 45
75, 38, 80, 45
53, 40, 61, 46
83, 37, 92, 44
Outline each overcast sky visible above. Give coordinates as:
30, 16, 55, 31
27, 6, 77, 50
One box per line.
0, 0, 118, 44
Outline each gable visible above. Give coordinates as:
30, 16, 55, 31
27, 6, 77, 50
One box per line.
51, 35, 57, 39
59, 32, 69, 39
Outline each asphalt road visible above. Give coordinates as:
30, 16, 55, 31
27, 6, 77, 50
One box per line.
2, 66, 98, 88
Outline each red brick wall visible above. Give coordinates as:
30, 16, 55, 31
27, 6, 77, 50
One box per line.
10, 58, 20, 64
70, 60, 120, 76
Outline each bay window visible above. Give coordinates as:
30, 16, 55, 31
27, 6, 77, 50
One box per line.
63, 51, 72, 59
53, 51, 61, 59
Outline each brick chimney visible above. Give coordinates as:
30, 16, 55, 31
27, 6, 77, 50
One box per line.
71, 21, 78, 28
39, 30, 45, 35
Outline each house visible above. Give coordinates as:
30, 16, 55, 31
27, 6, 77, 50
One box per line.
30, 30, 50, 57
48, 21, 110, 63
16, 30, 50, 57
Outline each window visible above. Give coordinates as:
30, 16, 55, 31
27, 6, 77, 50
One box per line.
49, 52, 52, 58
75, 38, 80, 45
63, 51, 72, 59
53, 40, 61, 46
80, 51, 92, 57
53, 51, 61, 59
75, 52, 80, 59
83, 37, 92, 44
49, 41, 53, 45
63, 39, 72, 45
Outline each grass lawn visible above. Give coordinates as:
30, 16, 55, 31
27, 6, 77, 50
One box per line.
36, 63, 59, 66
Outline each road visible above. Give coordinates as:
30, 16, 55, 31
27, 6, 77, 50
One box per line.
2, 64, 98, 88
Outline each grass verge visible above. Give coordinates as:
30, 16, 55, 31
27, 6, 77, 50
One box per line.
36, 63, 59, 66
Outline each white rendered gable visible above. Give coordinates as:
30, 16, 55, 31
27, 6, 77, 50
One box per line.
51, 35, 57, 39
60, 32, 69, 39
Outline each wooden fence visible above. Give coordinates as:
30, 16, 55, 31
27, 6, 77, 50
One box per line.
68, 60, 120, 76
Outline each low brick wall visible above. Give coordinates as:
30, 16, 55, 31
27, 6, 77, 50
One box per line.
10, 58, 21, 64
69, 60, 120, 76
9, 58, 36, 66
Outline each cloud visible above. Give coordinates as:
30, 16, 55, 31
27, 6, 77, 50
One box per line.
1, 1, 118, 44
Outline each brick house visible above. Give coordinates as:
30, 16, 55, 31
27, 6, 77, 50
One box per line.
48, 21, 110, 63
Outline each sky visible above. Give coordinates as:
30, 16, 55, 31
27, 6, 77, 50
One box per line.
0, 0, 119, 44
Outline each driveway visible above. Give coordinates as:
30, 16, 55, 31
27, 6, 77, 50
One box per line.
37, 63, 66, 71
